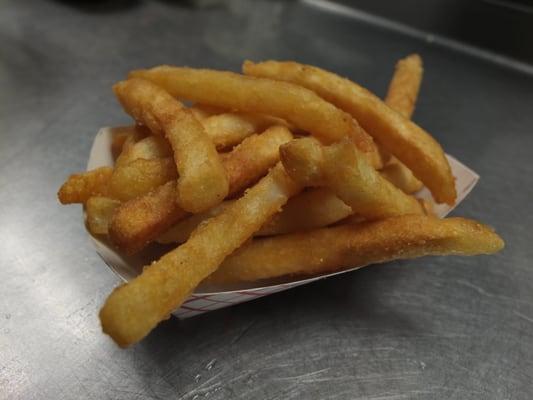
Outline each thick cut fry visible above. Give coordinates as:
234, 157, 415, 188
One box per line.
385, 54, 423, 119
109, 129, 291, 253
111, 126, 148, 160
223, 125, 293, 195
86, 197, 121, 235
157, 201, 234, 244
280, 138, 423, 219
108, 158, 177, 201
380, 54, 424, 193
129, 66, 381, 167
208, 215, 504, 284
115, 135, 172, 168
157, 188, 350, 243
202, 112, 288, 150
257, 188, 352, 236
114, 126, 151, 165
58, 167, 113, 204
380, 161, 423, 194
100, 164, 301, 347
243, 60, 455, 204
109, 181, 189, 253
114, 79, 228, 213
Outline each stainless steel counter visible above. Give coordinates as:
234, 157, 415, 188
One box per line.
1, 1, 532, 399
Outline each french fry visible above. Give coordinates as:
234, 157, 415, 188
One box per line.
280, 138, 424, 219
257, 188, 352, 236
111, 126, 148, 160
86, 197, 121, 235
385, 54, 423, 119
157, 188, 350, 243
109, 127, 293, 253
128, 66, 381, 167
109, 181, 189, 253
207, 215, 504, 284
157, 201, 233, 244
114, 79, 229, 213
114, 126, 151, 165
100, 164, 301, 347
202, 112, 289, 150
115, 135, 172, 168
243, 60, 456, 205
222, 125, 293, 195
380, 161, 423, 194
58, 166, 113, 204
380, 54, 424, 193
108, 158, 177, 201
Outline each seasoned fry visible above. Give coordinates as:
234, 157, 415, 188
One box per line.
115, 135, 172, 168
111, 126, 147, 160
385, 54, 423, 118
157, 201, 233, 244
108, 158, 177, 201
257, 188, 352, 236
114, 79, 228, 213
157, 188, 351, 243
222, 125, 293, 195
202, 112, 289, 150
100, 164, 301, 347
208, 215, 504, 284
280, 138, 424, 219
109, 128, 291, 253
380, 54, 424, 193
380, 161, 423, 194
243, 60, 455, 204
58, 166, 113, 204
109, 181, 188, 253
129, 66, 381, 166
86, 197, 121, 235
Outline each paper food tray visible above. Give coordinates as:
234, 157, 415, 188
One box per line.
87, 127, 479, 319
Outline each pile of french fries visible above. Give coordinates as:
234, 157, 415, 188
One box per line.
58, 56, 504, 347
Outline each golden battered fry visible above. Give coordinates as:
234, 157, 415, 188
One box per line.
257, 188, 352, 236
280, 138, 424, 219
113, 79, 228, 213
111, 126, 148, 160
86, 197, 121, 235
128, 66, 380, 166
157, 188, 351, 243
108, 158, 177, 201
380, 54, 424, 193
58, 167, 113, 204
109, 128, 291, 253
380, 161, 424, 194
100, 164, 301, 347
115, 135, 172, 168
222, 125, 293, 195
109, 181, 189, 254
243, 60, 455, 204
157, 201, 233, 244
208, 215, 504, 283
385, 54, 423, 119
202, 112, 289, 150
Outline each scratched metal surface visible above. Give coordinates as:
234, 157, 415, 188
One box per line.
1, 0, 532, 399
